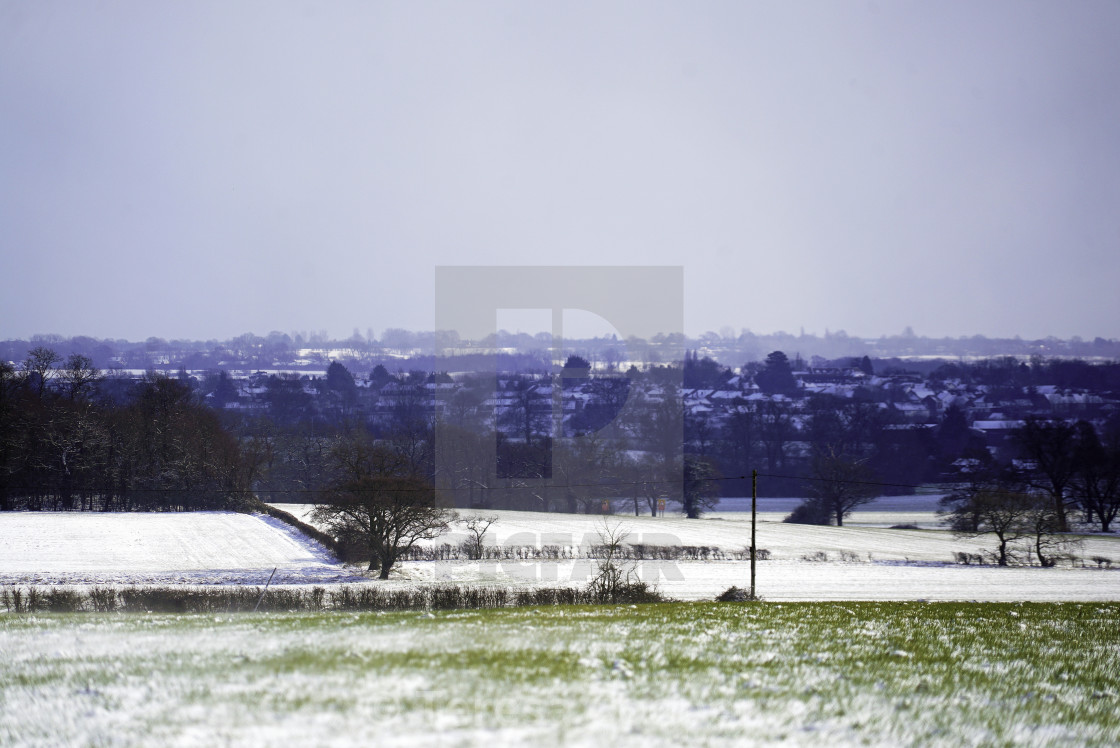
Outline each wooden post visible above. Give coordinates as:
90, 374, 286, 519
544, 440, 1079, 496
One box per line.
750, 470, 757, 600
253, 567, 278, 612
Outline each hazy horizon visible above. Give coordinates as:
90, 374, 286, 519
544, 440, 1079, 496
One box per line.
3, 2, 1118, 342
4, 324, 1115, 347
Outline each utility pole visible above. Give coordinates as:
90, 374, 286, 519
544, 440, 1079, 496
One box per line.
750, 469, 757, 600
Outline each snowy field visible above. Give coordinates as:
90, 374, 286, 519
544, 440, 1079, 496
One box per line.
272, 495, 1008, 560
0, 512, 363, 586
2, 507, 1118, 601
709, 494, 949, 528
3, 603, 1118, 747
277, 502, 1120, 602
390, 558, 1120, 603
2, 509, 1119, 747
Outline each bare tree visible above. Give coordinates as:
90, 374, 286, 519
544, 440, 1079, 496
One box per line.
634, 384, 684, 509
721, 398, 758, 482
1024, 500, 1078, 568
385, 383, 435, 475
497, 377, 550, 446
944, 489, 1037, 566
58, 354, 101, 401
589, 520, 634, 600
682, 454, 720, 519
1072, 420, 1120, 533
0, 362, 18, 510
435, 422, 494, 509
1014, 417, 1079, 531
461, 513, 499, 560
758, 399, 794, 472
802, 446, 878, 526
312, 438, 454, 579
549, 431, 619, 514
619, 451, 666, 516
22, 346, 60, 398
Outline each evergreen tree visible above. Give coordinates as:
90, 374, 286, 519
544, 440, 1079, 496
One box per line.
326, 361, 357, 399
755, 351, 797, 396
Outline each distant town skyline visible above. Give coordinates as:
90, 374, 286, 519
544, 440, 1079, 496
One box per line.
3, 2, 1119, 343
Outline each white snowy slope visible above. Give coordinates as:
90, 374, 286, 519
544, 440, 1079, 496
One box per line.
0, 512, 363, 585
277, 502, 1120, 565
2, 507, 1117, 600
278, 501, 1120, 601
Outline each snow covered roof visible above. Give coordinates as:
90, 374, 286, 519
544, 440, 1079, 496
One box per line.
972, 420, 1025, 431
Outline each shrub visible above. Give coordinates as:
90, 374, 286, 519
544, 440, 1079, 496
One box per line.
25, 586, 44, 612
716, 586, 761, 602
45, 588, 85, 612
0, 586, 62, 611
121, 588, 192, 613
430, 586, 464, 610
515, 587, 586, 606
0, 582, 670, 615
88, 587, 118, 612
731, 547, 771, 561
591, 581, 665, 605
800, 551, 829, 563
784, 501, 830, 525
2, 587, 26, 613
431, 586, 510, 610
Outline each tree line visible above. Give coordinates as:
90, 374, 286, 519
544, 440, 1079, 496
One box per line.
5, 346, 1120, 534
0, 347, 253, 511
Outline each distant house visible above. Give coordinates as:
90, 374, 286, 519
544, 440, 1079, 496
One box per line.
970, 417, 1026, 459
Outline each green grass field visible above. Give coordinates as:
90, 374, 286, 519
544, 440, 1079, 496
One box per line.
3, 602, 1118, 746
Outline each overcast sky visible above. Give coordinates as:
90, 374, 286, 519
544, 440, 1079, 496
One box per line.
2, 1, 1118, 343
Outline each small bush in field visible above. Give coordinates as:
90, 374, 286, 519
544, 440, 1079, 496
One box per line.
716, 586, 761, 602
784, 501, 830, 525
596, 581, 665, 604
